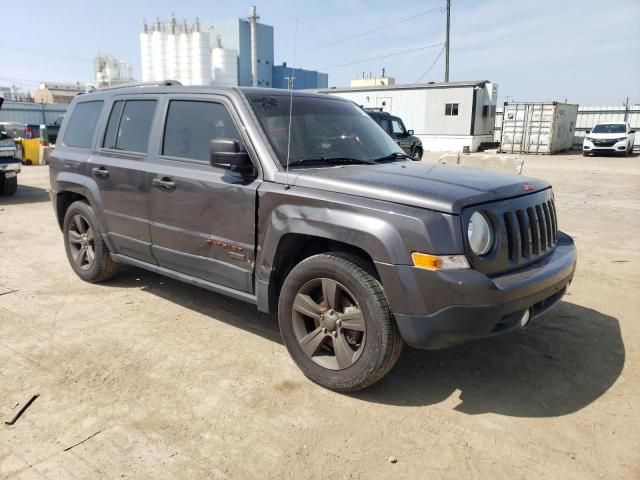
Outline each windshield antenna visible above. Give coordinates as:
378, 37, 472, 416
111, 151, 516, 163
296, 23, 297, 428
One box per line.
285, 20, 299, 190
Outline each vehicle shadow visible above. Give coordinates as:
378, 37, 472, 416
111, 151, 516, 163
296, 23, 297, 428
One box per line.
105, 268, 624, 418
356, 300, 625, 417
0, 184, 50, 205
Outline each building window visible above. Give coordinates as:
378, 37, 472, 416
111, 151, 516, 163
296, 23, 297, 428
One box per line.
266, 81, 270, 86
266, 60, 270, 65
482, 105, 489, 117
445, 103, 459, 116
257, 59, 261, 63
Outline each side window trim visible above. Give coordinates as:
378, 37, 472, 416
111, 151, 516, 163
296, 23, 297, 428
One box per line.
159, 98, 245, 165
98, 97, 158, 156
102, 100, 125, 150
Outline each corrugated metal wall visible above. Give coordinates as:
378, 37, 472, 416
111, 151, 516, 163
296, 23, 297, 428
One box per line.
0, 101, 68, 126
495, 105, 640, 149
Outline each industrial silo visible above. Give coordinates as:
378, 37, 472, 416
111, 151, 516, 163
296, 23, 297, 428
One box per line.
165, 15, 179, 81
140, 21, 152, 82
150, 18, 166, 81
211, 36, 238, 86
190, 19, 211, 86
177, 21, 192, 85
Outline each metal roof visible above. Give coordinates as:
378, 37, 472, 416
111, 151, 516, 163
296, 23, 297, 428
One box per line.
316, 80, 490, 94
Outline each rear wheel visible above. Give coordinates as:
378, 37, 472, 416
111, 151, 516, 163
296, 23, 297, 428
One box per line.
278, 253, 403, 392
63, 201, 119, 282
0, 173, 18, 196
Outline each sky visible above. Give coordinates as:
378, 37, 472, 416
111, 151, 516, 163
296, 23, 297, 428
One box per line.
1, 0, 639, 105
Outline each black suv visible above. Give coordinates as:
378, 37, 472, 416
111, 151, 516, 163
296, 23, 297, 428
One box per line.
49, 83, 576, 391
365, 108, 422, 160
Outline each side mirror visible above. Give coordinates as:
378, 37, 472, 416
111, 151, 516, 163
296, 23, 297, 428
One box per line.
407, 129, 414, 136
585, 129, 591, 134
210, 139, 255, 175
630, 130, 636, 134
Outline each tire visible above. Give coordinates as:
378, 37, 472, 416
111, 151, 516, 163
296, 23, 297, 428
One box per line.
627, 144, 633, 157
278, 253, 403, 392
0, 173, 18, 196
412, 148, 422, 161
582, 151, 589, 157
62, 201, 119, 282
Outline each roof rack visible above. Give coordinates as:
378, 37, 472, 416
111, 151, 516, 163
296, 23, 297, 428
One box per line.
97, 80, 182, 91
362, 107, 385, 112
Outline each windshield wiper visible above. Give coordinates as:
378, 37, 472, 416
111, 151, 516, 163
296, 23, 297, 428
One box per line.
372, 152, 412, 163
287, 157, 375, 167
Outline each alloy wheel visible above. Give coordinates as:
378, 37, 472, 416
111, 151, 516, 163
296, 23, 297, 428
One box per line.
67, 214, 96, 271
291, 277, 366, 370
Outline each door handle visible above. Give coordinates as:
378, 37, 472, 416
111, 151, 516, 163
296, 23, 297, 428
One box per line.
92, 167, 109, 179
152, 177, 176, 191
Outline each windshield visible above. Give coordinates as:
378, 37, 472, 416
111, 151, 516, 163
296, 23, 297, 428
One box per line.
592, 124, 626, 134
247, 94, 403, 168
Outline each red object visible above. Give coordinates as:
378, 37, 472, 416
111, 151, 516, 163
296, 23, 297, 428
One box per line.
522, 183, 535, 192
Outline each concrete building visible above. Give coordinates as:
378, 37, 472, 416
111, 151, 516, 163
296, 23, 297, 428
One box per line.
94, 53, 135, 88
320, 80, 498, 152
272, 63, 328, 90
33, 82, 84, 105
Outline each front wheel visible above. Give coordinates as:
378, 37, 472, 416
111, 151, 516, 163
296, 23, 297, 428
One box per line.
278, 253, 403, 392
0, 173, 17, 196
412, 148, 422, 161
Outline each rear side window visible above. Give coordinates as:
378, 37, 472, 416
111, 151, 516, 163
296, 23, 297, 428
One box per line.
162, 100, 242, 162
103, 100, 157, 153
63, 101, 103, 149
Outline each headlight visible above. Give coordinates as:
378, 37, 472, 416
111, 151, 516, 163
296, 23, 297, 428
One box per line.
615, 137, 627, 143
468, 212, 494, 256
585, 136, 593, 141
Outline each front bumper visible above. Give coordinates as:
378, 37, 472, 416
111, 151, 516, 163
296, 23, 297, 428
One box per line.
583, 139, 628, 153
0, 160, 21, 174
376, 232, 577, 349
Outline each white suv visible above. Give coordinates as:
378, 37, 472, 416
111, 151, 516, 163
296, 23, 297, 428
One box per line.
583, 122, 635, 156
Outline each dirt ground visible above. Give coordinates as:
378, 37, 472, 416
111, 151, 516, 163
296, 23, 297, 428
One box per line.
1, 152, 639, 479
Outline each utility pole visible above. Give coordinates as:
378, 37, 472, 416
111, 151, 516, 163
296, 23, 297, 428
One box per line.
445, 0, 450, 82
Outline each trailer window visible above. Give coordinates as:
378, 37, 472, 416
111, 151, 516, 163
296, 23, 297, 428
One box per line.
445, 103, 459, 116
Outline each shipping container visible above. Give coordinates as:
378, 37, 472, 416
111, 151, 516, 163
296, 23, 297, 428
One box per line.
499, 102, 578, 154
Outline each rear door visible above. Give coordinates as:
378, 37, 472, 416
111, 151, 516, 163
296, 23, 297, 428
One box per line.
90, 96, 159, 263
146, 94, 261, 293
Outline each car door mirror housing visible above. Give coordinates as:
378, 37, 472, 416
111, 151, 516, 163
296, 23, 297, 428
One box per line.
630, 130, 636, 134
585, 129, 591, 134
210, 139, 255, 174
407, 129, 414, 136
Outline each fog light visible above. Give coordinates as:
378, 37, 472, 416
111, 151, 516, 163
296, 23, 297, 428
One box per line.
520, 310, 531, 327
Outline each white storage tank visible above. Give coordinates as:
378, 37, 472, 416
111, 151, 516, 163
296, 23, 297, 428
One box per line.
140, 31, 152, 82
165, 16, 179, 81
189, 19, 211, 86
499, 102, 579, 154
177, 22, 192, 85
211, 36, 238, 86
150, 19, 166, 82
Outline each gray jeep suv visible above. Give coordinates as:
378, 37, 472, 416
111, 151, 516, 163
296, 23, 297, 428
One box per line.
49, 83, 577, 391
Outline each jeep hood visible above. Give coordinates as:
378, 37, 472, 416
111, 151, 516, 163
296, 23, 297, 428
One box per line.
281, 160, 550, 214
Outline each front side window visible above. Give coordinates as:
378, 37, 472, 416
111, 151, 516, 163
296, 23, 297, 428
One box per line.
63, 101, 104, 149
445, 103, 459, 116
102, 100, 157, 153
247, 94, 403, 168
163, 100, 241, 162
391, 118, 406, 135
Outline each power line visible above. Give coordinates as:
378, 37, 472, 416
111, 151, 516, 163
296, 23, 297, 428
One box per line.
314, 42, 444, 71
283, 6, 445, 57
414, 46, 445, 83
0, 42, 92, 64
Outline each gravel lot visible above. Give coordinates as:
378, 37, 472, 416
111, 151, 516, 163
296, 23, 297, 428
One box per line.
1, 152, 638, 479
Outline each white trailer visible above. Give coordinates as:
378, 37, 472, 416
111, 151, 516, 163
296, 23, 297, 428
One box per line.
319, 80, 498, 153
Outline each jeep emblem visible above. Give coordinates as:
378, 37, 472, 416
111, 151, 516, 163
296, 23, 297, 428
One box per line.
522, 183, 535, 192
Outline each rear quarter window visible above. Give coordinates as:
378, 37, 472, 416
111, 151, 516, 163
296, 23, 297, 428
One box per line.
63, 101, 104, 149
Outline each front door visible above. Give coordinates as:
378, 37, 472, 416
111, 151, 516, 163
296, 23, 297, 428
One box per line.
89, 96, 159, 264
390, 117, 413, 155
146, 95, 260, 293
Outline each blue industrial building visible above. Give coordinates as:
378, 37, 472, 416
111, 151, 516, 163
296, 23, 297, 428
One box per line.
272, 63, 329, 90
